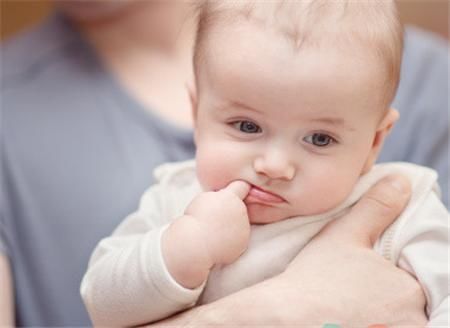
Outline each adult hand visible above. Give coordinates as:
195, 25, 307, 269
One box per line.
280, 174, 427, 326
0, 254, 14, 326
152, 175, 427, 326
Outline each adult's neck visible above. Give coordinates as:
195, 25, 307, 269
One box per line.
71, 1, 198, 128
75, 1, 197, 61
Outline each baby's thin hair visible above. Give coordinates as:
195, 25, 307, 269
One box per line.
194, 0, 404, 109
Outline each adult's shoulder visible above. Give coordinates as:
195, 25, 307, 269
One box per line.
394, 26, 448, 116
1, 11, 104, 133
0, 12, 111, 183
403, 26, 448, 61
1, 12, 88, 86
383, 27, 448, 207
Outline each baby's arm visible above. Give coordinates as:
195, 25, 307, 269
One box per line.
162, 181, 250, 289
80, 183, 202, 326
81, 181, 250, 326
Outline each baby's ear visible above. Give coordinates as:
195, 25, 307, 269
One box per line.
186, 82, 198, 125
361, 108, 399, 174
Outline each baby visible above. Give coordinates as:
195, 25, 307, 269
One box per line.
81, 1, 448, 326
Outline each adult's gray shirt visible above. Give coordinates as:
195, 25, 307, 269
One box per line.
0, 14, 448, 326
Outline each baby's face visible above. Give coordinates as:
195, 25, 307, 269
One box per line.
194, 20, 391, 224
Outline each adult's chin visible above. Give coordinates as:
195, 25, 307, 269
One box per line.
56, 0, 136, 22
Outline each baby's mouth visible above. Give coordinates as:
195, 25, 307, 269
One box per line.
245, 185, 286, 204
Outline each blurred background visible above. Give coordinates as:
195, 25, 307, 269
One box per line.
1, 0, 449, 41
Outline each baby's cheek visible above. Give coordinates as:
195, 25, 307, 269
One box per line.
196, 139, 245, 191
196, 152, 231, 192
324, 177, 358, 208
299, 171, 359, 215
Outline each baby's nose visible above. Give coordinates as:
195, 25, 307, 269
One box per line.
253, 149, 295, 181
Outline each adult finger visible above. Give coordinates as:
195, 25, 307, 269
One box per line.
324, 174, 411, 247
223, 180, 251, 199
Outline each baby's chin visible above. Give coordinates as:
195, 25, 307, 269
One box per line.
246, 203, 293, 225
246, 199, 345, 225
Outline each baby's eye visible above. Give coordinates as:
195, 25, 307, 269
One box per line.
232, 121, 262, 133
303, 133, 335, 147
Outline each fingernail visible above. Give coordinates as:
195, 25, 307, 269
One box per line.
385, 175, 409, 193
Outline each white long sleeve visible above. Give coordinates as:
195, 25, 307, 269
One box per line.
81, 162, 205, 326
367, 163, 449, 327
81, 160, 449, 326
380, 191, 449, 327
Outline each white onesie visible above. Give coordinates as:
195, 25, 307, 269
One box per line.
81, 160, 449, 327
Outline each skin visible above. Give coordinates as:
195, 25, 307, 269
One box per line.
195, 20, 398, 222
56, 0, 135, 22
163, 18, 398, 289
156, 175, 426, 326
2, 1, 198, 325
2, 1, 427, 326
65, 0, 198, 128
2, 177, 427, 326
0, 254, 14, 326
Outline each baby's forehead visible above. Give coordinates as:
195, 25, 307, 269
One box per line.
200, 1, 389, 49
201, 7, 384, 86
195, 0, 402, 108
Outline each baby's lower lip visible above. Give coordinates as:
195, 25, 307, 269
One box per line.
246, 186, 285, 204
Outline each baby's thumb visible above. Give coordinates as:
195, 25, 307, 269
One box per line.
223, 180, 251, 200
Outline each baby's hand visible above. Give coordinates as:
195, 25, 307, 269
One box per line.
185, 181, 251, 266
